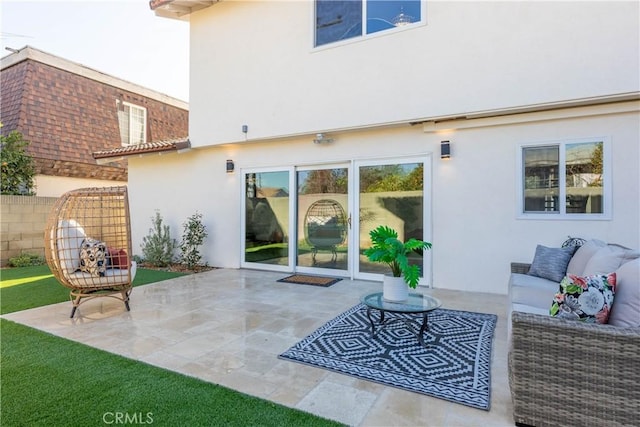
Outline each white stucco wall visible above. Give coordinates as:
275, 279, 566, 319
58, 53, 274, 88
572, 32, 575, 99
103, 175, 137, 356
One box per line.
188, 0, 639, 145
128, 101, 640, 295
35, 175, 125, 197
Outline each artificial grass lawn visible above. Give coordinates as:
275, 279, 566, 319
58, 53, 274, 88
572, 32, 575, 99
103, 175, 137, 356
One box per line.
1, 320, 342, 427
0, 265, 186, 315
0, 266, 344, 426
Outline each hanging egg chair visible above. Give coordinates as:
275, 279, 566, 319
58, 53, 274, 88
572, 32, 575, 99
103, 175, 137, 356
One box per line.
44, 186, 136, 318
304, 199, 347, 263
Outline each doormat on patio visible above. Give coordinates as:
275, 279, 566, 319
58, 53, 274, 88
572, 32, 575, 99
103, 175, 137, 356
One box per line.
277, 274, 342, 287
279, 304, 497, 410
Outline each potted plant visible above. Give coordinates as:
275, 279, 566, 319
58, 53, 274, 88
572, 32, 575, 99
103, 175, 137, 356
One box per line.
364, 225, 432, 302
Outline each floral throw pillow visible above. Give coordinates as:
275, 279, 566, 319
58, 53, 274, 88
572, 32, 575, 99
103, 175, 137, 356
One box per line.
550, 273, 616, 324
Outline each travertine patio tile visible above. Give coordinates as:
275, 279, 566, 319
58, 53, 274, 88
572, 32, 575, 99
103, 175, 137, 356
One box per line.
297, 381, 378, 426
2, 268, 514, 426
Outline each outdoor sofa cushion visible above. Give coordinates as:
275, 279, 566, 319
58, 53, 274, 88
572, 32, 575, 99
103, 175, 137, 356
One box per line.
608, 258, 640, 327
582, 244, 640, 276
510, 273, 558, 310
566, 239, 606, 275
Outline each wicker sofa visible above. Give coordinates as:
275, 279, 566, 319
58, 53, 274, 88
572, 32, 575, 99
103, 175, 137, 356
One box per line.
508, 240, 640, 427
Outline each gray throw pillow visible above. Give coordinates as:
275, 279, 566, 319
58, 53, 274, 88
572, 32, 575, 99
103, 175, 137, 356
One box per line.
528, 245, 575, 283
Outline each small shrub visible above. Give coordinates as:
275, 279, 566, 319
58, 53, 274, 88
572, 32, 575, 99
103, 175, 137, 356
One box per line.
179, 212, 208, 269
9, 253, 44, 267
141, 211, 176, 267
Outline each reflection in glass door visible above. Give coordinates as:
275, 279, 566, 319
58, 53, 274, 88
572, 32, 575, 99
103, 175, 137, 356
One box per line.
243, 170, 290, 268
297, 166, 349, 273
357, 161, 425, 279
241, 159, 428, 281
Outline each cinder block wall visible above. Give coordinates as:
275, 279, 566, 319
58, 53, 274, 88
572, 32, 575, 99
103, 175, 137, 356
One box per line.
1, 195, 57, 267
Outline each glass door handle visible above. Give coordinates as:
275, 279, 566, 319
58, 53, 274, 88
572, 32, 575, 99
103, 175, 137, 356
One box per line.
348, 214, 352, 229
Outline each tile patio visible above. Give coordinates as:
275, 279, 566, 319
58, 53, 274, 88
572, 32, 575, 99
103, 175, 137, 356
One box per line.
2, 268, 514, 426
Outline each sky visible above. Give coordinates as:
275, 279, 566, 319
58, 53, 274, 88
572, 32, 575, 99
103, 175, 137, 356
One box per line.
1, 0, 190, 102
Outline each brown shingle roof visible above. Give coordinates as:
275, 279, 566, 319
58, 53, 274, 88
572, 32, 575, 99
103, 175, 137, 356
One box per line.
0, 46, 189, 181
93, 138, 190, 161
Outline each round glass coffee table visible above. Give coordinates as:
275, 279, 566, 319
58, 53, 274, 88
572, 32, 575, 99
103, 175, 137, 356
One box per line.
360, 292, 442, 347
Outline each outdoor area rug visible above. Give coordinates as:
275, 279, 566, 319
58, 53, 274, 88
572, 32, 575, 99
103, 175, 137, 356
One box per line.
279, 303, 497, 410
277, 274, 342, 287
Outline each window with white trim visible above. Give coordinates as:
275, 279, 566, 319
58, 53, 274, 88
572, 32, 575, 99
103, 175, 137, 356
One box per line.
315, 0, 423, 47
117, 101, 147, 146
518, 138, 610, 218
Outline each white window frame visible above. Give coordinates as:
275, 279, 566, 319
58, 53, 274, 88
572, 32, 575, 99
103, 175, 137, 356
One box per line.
119, 101, 147, 146
516, 137, 611, 220
313, 0, 427, 49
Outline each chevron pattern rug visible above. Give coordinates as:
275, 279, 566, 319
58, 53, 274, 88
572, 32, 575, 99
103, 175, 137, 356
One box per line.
279, 303, 497, 410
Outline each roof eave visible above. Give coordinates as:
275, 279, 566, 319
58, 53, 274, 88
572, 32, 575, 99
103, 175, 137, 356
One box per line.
149, 0, 218, 20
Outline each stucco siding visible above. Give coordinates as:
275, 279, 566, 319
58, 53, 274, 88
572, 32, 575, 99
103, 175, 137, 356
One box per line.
128, 102, 639, 294
188, 0, 640, 146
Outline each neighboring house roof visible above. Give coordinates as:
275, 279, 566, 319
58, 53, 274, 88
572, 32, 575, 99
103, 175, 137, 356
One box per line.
150, 0, 216, 20
93, 138, 191, 163
0, 46, 189, 182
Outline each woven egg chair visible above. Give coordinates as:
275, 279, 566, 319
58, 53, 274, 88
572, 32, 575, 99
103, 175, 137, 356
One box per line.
44, 186, 136, 318
304, 199, 347, 263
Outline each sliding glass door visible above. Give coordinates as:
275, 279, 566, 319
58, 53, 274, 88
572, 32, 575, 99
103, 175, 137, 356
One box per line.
241, 156, 430, 284
296, 165, 350, 275
242, 169, 292, 270
355, 159, 428, 285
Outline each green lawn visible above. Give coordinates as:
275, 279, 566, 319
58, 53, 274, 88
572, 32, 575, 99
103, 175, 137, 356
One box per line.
0, 265, 186, 315
0, 266, 343, 427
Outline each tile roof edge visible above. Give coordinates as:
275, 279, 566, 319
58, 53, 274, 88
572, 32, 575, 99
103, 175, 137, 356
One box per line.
93, 138, 191, 160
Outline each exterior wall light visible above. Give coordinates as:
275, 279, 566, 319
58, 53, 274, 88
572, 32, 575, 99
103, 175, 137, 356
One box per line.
441, 141, 451, 159
226, 159, 235, 173
313, 133, 334, 144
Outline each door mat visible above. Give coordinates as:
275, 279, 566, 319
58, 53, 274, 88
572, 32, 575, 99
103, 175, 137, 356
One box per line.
277, 274, 342, 287
279, 304, 497, 410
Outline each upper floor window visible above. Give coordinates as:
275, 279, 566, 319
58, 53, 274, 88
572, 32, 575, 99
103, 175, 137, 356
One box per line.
518, 138, 610, 219
315, 0, 422, 47
117, 101, 147, 146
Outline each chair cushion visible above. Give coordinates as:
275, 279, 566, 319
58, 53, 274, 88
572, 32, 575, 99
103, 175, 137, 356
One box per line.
550, 273, 617, 324
608, 259, 640, 327
67, 261, 137, 289
510, 273, 559, 309
528, 245, 575, 283
108, 247, 129, 269
57, 220, 87, 277
582, 244, 640, 276
566, 239, 606, 276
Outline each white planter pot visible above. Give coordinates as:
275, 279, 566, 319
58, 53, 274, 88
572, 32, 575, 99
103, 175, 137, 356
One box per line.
383, 275, 409, 302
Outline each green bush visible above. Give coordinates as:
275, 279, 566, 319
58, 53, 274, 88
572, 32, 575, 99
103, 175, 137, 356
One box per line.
140, 211, 176, 267
1, 129, 36, 195
179, 212, 208, 269
8, 253, 44, 267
